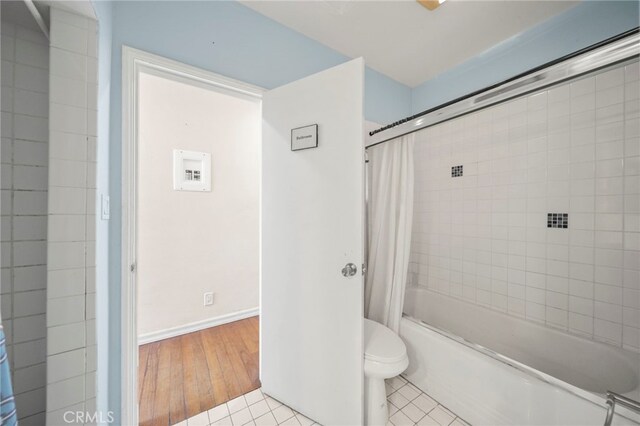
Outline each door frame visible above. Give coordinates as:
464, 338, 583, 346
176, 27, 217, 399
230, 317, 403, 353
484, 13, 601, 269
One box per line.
121, 46, 264, 425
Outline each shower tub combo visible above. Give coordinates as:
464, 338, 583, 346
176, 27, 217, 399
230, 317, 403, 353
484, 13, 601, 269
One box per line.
401, 287, 640, 425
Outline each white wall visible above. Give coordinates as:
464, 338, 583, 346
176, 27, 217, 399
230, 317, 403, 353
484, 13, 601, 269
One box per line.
1, 17, 49, 426
137, 72, 260, 339
407, 61, 640, 352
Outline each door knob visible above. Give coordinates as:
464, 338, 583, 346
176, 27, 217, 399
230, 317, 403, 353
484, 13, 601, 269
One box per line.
341, 263, 358, 277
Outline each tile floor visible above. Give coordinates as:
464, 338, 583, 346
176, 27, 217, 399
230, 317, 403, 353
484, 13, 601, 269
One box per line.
175, 375, 469, 426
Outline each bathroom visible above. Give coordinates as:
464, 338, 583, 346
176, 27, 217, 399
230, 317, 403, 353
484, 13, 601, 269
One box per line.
0, 0, 639, 425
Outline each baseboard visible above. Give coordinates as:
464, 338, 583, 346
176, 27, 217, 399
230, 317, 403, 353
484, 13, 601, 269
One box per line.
138, 307, 260, 345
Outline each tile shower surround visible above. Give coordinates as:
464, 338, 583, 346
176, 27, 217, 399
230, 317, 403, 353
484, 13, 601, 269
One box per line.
1, 18, 49, 425
407, 61, 640, 352
45, 8, 98, 424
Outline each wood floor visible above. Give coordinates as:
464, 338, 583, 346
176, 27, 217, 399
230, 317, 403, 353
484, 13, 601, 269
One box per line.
138, 316, 260, 426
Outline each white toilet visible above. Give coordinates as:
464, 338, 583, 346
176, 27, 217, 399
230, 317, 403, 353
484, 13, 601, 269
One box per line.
364, 318, 409, 426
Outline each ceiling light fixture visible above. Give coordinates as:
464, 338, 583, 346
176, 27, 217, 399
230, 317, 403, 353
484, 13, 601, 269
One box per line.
417, 0, 447, 11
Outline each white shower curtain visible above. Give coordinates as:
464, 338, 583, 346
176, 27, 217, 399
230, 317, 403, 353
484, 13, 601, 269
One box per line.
365, 133, 415, 333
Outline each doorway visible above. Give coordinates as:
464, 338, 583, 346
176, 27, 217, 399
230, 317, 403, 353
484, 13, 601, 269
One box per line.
122, 48, 263, 425
122, 48, 366, 426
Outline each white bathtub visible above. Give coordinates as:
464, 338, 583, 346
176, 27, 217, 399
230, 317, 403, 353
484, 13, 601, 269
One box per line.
401, 287, 640, 425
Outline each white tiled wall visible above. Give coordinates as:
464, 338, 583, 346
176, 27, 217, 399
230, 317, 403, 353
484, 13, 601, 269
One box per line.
46, 8, 98, 425
408, 61, 640, 352
1, 18, 49, 426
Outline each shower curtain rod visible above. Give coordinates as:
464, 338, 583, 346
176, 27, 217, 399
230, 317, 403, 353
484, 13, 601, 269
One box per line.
366, 27, 640, 150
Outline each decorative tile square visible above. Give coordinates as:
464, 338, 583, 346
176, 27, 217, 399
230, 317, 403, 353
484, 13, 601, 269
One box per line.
548, 212, 569, 228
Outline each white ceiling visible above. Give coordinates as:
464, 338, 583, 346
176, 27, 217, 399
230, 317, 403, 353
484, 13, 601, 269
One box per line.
241, 0, 579, 87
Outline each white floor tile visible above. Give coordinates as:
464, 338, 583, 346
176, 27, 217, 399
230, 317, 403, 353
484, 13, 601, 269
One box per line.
278, 416, 301, 426
228, 395, 249, 414
211, 416, 233, 426
245, 388, 265, 405
249, 400, 271, 419
428, 406, 455, 426
416, 415, 440, 426
389, 402, 399, 416
231, 407, 253, 426
385, 382, 394, 396
173, 421, 187, 426
186, 411, 210, 426
209, 403, 230, 423
412, 394, 437, 414
175, 378, 465, 426
401, 402, 426, 422
272, 405, 295, 423
388, 391, 410, 409
388, 376, 408, 390
295, 413, 314, 426
389, 410, 414, 426
254, 412, 278, 426
265, 395, 283, 411
397, 384, 421, 402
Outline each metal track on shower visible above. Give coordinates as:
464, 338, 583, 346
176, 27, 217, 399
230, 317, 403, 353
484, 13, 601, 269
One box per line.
366, 27, 640, 149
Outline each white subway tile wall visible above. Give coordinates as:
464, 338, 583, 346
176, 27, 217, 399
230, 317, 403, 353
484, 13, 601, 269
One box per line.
1, 18, 49, 426
408, 61, 640, 352
45, 8, 98, 425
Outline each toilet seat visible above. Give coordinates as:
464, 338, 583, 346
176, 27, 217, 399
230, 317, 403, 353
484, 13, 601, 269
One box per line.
364, 319, 408, 378
364, 318, 407, 363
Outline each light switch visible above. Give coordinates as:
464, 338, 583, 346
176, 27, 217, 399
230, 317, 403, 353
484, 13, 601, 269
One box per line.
101, 194, 110, 220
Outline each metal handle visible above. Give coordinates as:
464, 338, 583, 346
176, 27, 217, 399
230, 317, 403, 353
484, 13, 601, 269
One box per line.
341, 263, 357, 277
604, 391, 640, 426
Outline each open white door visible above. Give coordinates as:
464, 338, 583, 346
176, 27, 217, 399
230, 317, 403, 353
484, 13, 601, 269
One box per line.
261, 58, 364, 425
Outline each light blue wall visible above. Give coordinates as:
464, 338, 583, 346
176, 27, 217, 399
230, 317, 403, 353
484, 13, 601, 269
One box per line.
411, 1, 640, 113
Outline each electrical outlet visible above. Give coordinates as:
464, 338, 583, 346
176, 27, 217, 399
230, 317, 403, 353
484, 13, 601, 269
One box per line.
203, 292, 214, 306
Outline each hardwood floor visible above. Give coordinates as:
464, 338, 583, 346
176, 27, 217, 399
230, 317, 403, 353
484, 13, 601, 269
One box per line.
138, 316, 260, 426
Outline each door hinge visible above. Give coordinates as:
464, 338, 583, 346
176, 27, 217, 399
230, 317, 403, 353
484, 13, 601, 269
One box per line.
130, 263, 136, 273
